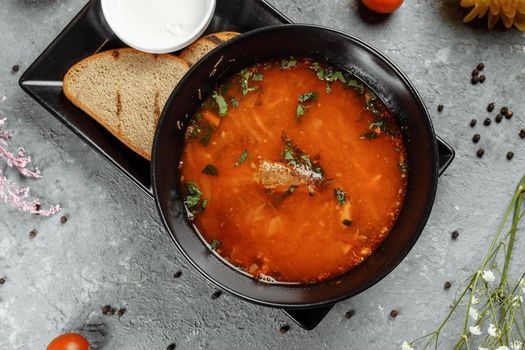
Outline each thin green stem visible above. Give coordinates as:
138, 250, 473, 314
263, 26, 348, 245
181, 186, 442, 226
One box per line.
500, 181, 524, 345
410, 175, 525, 349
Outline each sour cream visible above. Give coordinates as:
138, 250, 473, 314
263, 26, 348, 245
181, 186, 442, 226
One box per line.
102, 0, 216, 54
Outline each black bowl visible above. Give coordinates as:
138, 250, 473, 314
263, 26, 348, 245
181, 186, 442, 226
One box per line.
152, 24, 440, 309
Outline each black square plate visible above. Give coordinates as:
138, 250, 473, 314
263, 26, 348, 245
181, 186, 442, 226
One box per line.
19, 0, 291, 196
19, 0, 454, 330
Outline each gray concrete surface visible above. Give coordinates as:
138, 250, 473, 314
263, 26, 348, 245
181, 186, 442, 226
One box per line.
1, 0, 524, 349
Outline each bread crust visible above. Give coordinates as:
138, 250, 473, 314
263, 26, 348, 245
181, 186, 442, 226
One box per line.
63, 48, 189, 160
180, 31, 240, 65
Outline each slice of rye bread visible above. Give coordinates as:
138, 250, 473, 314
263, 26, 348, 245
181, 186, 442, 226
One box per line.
180, 31, 240, 66
63, 48, 189, 160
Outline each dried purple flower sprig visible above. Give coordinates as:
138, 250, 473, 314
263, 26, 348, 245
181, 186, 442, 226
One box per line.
0, 118, 60, 216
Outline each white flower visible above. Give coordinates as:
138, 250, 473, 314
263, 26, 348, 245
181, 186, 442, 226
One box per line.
488, 323, 499, 337
482, 270, 496, 283
478, 348, 489, 350
511, 295, 523, 305
401, 341, 414, 350
494, 346, 510, 350
469, 325, 482, 335
511, 341, 523, 350
469, 307, 479, 320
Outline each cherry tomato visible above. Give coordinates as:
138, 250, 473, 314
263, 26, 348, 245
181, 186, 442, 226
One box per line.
362, 0, 404, 14
47, 333, 90, 350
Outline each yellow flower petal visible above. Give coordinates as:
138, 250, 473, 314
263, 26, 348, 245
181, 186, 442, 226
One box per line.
461, 0, 525, 30
490, 1, 501, 15
514, 12, 525, 30
464, 7, 482, 22
503, 4, 517, 16
461, 0, 478, 7
478, 3, 490, 17
488, 11, 501, 27
518, 2, 525, 14
502, 13, 514, 26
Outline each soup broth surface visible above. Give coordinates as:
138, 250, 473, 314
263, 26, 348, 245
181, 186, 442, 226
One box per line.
180, 58, 407, 283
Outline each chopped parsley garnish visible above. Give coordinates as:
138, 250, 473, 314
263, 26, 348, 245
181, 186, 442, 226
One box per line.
399, 162, 408, 173
202, 164, 218, 176
212, 91, 228, 117
361, 131, 378, 140
334, 188, 346, 205
281, 57, 298, 70
298, 91, 317, 103
186, 114, 202, 138
370, 118, 387, 131
230, 96, 239, 108
347, 79, 365, 94
309, 61, 365, 95
342, 219, 353, 227
199, 127, 214, 146
369, 118, 395, 135
325, 70, 347, 84
281, 133, 324, 180
310, 62, 325, 80
296, 91, 318, 122
296, 104, 305, 120
363, 90, 387, 118
187, 112, 216, 146
210, 240, 221, 250
234, 149, 248, 167
239, 69, 262, 96
288, 186, 296, 193
184, 182, 208, 215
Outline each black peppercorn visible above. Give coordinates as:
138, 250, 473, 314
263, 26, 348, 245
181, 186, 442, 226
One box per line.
495, 114, 503, 123
342, 219, 352, 227
60, 215, 68, 224
101, 305, 112, 315
487, 102, 495, 112
279, 325, 290, 334
0, 277, 6, 285
211, 290, 222, 300
483, 118, 491, 126
173, 271, 182, 278
390, 310, 399, 318
479, 75, 486, 83
505, 109, 513, 119
476, 63, 485, 71
444, 281, 452, 290
477, 149, 485, 158
166, 343, 176, 350
520, 129, 525, 139
470, 119, 477, 127
471, 76, 479, 84
29, 229, 38, 238
451, 230, 459, 239
345, 309, 356, 319
117, 308, 126, 317
501, 106, 509, 116
472, 69, 479, 77
506, 152, 514, 160
437, 104, 444, 112
472, 134, 480, 143
11, 64, 20, 73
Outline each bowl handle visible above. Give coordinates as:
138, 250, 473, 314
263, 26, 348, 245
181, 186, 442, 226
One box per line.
436, 135, 455, 177
282, 305, 333, 330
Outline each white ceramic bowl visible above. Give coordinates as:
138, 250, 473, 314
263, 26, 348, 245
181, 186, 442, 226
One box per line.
101, 0, 216, 54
